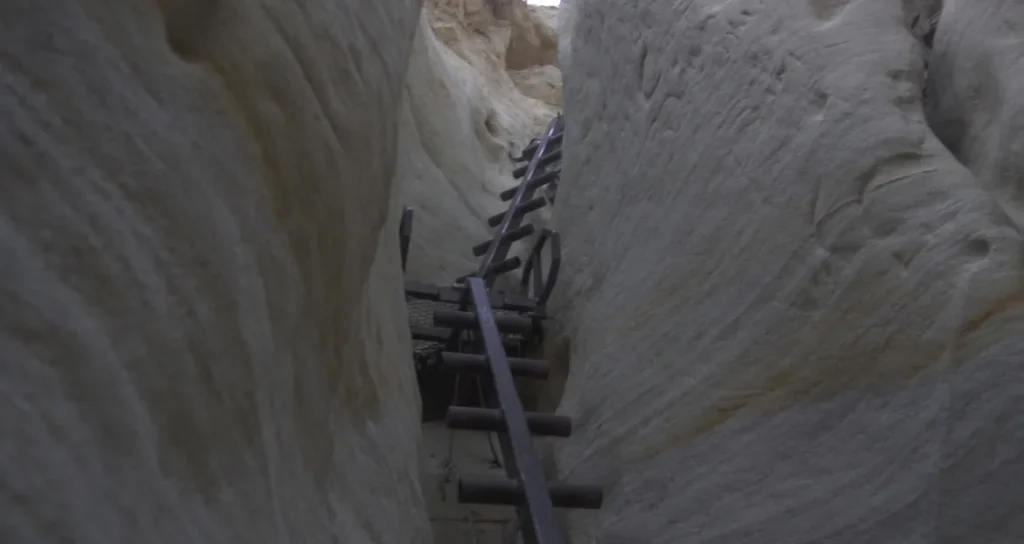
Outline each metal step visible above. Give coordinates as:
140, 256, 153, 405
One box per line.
518, 131, 562, 160
487, 197, 546, 227
433, 308, 536, 335
399, 206, 413, 271
458, 477, 603, 510
481, 256, 521, 277
410, 325, 521, 351
446, 406, 572, 437
472, 224, 535, 257
404, 281, 537, 313
500, 169, 559, 202
513, 148, 562, 178
438, 352, 549, 379
410, 325, 451, 343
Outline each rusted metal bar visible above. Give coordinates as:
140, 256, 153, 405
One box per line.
486, 196, 547, 228
412, 324, 521, 351
404, 281, 537, 312
472, 223, 535, 257
510, 138, 541, 162
521, 230, 547, 301
500, 169, 559, 202
513, 148, 562, 179
458, 477, 604, 510
531, 243, 544, 300
433, 308, 537, 335
438, 352, 550, 379
399, 206, 413, 272
520, 229, 561, 307
481, 256, 522, 277
446, 406, 572, 437
538, 231, 561, 307
477, 115, 562, 287
410, 325, 452, 343
514, 131, 563, 163
464, 277, 564, 544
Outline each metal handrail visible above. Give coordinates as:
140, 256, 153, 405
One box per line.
465, 277, 565, 544
476, 114, 564, 287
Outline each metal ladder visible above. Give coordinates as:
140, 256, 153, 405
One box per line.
401, 114, 602, 544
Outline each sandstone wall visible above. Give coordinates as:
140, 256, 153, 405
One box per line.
395, 0, 560, 284
1, 1, 428, 542
927, 0, 1024, 226
550, 0, 1024, 541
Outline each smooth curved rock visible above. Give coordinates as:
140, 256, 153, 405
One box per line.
549, 0, 1024, 541
0, 1, 428, 542
927, 0, 1024, 226
396, 0, 560, 284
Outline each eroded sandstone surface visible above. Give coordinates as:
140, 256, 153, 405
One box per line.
12, 0, 1024, 541
1, 1, 428, 542
395, 0, 561, 284
549, 0, 1024, 541
927, 0, 1024, 226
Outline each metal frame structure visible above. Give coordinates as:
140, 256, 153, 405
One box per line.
400, 114, 601, 544
476, 115, 564, 287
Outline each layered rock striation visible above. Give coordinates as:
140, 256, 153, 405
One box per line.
549, 0, 1024, 541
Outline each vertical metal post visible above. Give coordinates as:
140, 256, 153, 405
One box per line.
399, 206, 413, 272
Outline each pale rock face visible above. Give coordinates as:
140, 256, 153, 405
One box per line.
395, 0, 560, 284
927, 0, 1024, 226
556, 0, 576, 67
1, 1, 428, 542
549, 0, 1024, 542
905, 0, 943, 42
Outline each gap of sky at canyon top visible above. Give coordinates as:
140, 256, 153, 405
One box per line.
527, 0, 559, 5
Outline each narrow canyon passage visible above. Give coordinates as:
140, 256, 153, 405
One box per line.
5, 0, 1024, 543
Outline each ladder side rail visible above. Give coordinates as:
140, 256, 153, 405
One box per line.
476, 115, 562, 286
466, 277, 565, 544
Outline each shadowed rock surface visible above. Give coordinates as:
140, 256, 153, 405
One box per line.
548, 0, 1024, 541
7, 0, 1024, 542
1, 0, 428, 542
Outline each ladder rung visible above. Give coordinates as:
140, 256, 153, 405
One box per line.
410, 326, 521, 350
500, 294, 537, 313
404, 282, 441, 300
433, 308, 535, 335
519, 132, 562, 160
438, 352, 549, 378
446, 406, 571, 437
488, 197, 547, 227
483, 256, 521, 277
513, 149, 563, 178
472, 224, 535, 257
499, 169, 559, 202
458, 477, 603, 510
404, 281, 537, 313
410, 325, 450, 343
